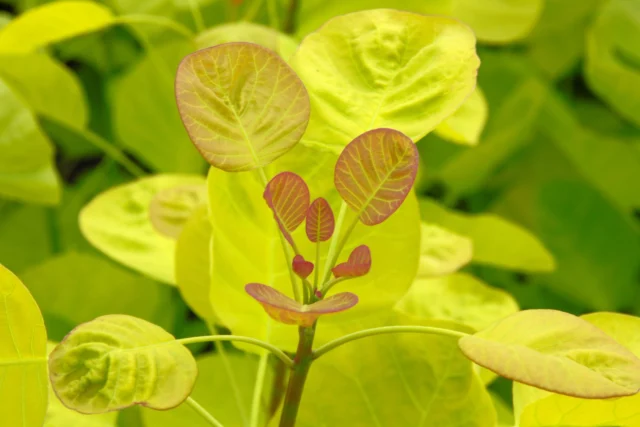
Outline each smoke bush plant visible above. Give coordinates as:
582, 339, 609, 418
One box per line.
2, 6, 640, 427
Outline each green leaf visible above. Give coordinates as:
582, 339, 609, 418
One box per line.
111, 41, 205, 173
514, 313, 640, 426
149, 184, 207, 239
0, 12, 11, 29
176, 42, 310, 172
459, 309, 640, 398
419, 198, 555, 272
297, 315, 496, 427
49, 315, 197, 414
0, 263, 48, 427
396, 272, 519, 332
21, 252, 181, 342
434, 87, 488, 146
207, 144, 420, 351
80, 174, 206, 285
585, 0, 640, 128
491, 392, 515, 427
0, 1, 114, 54
417, 222, 472, 277
291, 9, 479, 152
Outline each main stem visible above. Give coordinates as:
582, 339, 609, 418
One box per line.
279, 326, 316, 427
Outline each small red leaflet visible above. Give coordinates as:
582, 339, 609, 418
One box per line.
292, 254, 314, 279
332, 245, 372, 278
263, 172, 310, 246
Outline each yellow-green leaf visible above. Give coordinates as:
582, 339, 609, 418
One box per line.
176, 42, 310, 172
396, 273, 519, 332
0, 1, 114, 54
459, 310, 640, 398
49, 315, 197, 414
80, 174, 206, 285
434, 87, 488, 146
0, 263, 48, 427
149, 184, 207, 239
417, 222, 472, 277
291, 9, 479, 153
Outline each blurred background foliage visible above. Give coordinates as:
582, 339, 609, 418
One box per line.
0, 0, 639, 425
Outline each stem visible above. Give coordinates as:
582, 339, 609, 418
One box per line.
266, 0, 280, 30
283, 0, 299, 34
177, 335, 293, 368
46, 208, 60, 254
313, 241, 320, 290
313, 326, 469, 360
321, 276, 347, 295
242, 0, 264, 22
320, 202, 359, 286
186, 397, 225, 427
77, 128, 146, 178
279, 326, 315, 427
187, 0, 206, 33
249, 352, 270, 427
117, 15, 196, 40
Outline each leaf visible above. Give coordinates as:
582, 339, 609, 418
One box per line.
420, 198, 555, 272
21, 252, 182, 342
418, 222, 473, 277
585, 0, 640, 128
0, 263, 48, 427
335, 129, 419, 225
245, 283, 358, 327
297, 314, 496, 427
434, 87, 488, 146
49, 315, 197, 414
291, 9, 479, 152
0, 1, 114, 54
395, 273, 519, 332
175, 42, 310, 172
292, 255, 314, 280
459, 309, 640, 398
149, 184, 207, 239
332, 245, 372, 278
514, 313, 640, 427
305, 197, 335, 243
263, 171, 310, 246
80, 174, 206, 285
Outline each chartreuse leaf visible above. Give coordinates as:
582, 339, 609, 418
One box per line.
332, 245, 371, 278
263, 172, 310, 246
149, 184, 207, 239
297, 314, 496, 427
80, 174, 206, 285
175, 205, 216, 322
418, 222, 472, 277
306, 198, 334, 243
434, 87, 488, 146
176, 42, 310, 172
396, 273, 519, 332
514, 313, 640, 426
459, 309, 640, 398
245, 283, 358, 327
585, 0, 640, 128
491, 392, 515, 427
291, 9, 479, 152
196, 22, 298, 61
420, 198, 555, 272
0, 1, 114, 54
0, 12, 10, 29
0, 264, 48, 427
49, 315, 197, 414
335, 129, 419, 225
207, 144, 420, 352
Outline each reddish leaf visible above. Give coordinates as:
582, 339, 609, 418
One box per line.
306, 197, 335, 242
332, 245, 372, 278
335, 128, 419, 225
263, 172, 310, 246
245, 283, 358, 327
292, 255, 314, 279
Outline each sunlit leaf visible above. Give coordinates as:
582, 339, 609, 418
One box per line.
292, 255, 314, 280
0, 264, 48, 427
335, 129, 419, 225
514, 313, 640, 426
491, 392, 515, 427
420, 198, 555, 272
176, 42, 310, 172
80, 174, 206, 285
396, 273, 519, 332
291, 9, 479, 152
418, 222, 473, 277
332, 245, 372, 279
49, 315, 197, 414
0, 1, 114, 53
459, 309, 640, 398
263, 171, 310, 246
305, 197, 335, 243
149, 184, 207, 239
434, 87, 488, 146
245, 283, 358, 327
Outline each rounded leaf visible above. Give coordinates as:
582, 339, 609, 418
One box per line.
332, 245, 372, 278
149, 184, 207, 239
49, 315, 197, 414
263, 171, 310, 245
292, 255, 314, 280
305, 197, 335, 242
335, 128, 419, 225
175, 42, 310, 171
418, 223, 473, 277
434, 87, 488, 146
